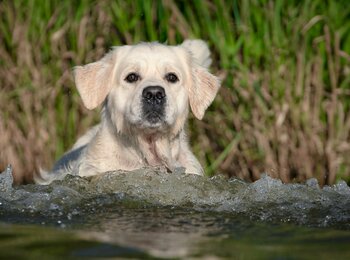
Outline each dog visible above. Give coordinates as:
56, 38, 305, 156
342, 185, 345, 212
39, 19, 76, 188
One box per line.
35, 39, 221, 184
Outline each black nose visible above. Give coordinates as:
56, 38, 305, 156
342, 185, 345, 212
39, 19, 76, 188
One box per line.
142, 86, 166, 105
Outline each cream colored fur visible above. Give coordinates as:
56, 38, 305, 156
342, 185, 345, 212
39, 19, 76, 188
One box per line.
35, 40, 221, 184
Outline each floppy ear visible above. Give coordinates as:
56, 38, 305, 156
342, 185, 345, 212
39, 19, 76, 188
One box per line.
181, 39, 212, 69
189, 64, 221, 120
73, 49, 117, 110
181, 39, 221, 120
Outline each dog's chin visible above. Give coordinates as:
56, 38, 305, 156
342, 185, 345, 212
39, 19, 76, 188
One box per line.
143, 119, 165, 130
133, 114, 170, 134
145, 112, 163, 124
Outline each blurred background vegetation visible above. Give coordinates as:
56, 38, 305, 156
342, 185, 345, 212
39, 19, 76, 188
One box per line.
0, 0, 350, 185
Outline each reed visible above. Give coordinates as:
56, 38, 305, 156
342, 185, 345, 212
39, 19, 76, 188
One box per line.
0, 0, 349, 185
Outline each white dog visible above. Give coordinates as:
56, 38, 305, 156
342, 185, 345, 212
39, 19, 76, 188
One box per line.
35, 40, 221, 184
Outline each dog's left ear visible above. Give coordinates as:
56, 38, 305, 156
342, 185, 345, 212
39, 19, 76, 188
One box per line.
181, 40, 221, 120
73, 49, 118, 110
181, 39, 212, 69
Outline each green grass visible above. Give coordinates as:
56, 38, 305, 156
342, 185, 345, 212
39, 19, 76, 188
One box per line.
0, 0, 350, 185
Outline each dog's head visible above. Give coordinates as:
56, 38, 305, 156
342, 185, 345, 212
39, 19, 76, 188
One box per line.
74, 40, 220, 135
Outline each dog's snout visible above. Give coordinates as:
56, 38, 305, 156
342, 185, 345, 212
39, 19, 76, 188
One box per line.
142, 86, 166, 124
142, 86, 166, 105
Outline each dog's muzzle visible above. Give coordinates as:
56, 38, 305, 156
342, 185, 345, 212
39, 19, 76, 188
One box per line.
142, 86, 166, 124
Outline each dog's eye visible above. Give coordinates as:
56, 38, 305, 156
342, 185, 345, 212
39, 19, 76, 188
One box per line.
125, 73, 140, 83
165, 73, 179, 83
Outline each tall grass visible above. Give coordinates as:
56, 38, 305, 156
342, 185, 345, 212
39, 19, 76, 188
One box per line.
0, 0, 349, 185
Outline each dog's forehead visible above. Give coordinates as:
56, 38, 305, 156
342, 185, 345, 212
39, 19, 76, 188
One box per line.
121, 43, 186, 65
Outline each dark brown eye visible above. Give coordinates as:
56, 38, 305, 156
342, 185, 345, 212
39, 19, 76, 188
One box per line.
125, 73, 140, 83
165, 73, 179, 83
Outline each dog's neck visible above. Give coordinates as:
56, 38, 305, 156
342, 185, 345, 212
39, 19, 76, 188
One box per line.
144, 134, 157, 155
103, 116, 180, 172
138, 132, 182, 172
141, 134, 163, 167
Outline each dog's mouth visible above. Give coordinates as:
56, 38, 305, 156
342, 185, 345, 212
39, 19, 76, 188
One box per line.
144, 111, 164, 125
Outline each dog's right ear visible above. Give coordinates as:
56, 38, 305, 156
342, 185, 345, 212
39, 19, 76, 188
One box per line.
73, 49, 117, 110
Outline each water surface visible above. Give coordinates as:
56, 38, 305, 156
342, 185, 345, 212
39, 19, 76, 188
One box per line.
1, 166, 350, 258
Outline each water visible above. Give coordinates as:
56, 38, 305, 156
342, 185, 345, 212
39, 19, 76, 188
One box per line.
1, 166, 350, 258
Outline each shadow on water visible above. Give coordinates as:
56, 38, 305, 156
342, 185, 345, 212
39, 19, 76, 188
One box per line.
1, 166, 350, 258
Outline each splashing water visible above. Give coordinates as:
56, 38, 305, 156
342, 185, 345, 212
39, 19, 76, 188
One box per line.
1, 166, 349, 228
1, 166, 350, 258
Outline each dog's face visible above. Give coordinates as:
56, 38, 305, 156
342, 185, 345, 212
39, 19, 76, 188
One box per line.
74, 40, 220, 136
112, 44, 190, 133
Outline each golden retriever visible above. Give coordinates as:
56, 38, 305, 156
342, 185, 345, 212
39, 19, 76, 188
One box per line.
35, 39, 221, 184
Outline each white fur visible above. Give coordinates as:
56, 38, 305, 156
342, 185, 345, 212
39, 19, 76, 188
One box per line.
35, 40, 221, 184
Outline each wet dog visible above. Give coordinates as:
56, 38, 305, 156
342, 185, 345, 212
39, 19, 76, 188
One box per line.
35, 40, 221, 184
